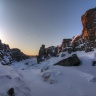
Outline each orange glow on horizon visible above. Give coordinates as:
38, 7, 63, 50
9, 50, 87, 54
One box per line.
0, 30, 38, 56
24, 51, 38, 56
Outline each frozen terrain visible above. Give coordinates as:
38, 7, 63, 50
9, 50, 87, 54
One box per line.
1, 50, 96, 96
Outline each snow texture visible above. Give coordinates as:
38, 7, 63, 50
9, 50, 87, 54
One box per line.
1, 49, 96, 96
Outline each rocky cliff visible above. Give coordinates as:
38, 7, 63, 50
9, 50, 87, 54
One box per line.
81, 7, 96, 45
37, 7, 96, 62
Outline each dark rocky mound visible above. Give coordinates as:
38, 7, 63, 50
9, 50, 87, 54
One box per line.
11, 48, 29, 62
54, 54, 81, 66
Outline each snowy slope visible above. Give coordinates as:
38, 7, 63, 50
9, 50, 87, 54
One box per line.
1, 50, 96, 96
0, 64, 32, 96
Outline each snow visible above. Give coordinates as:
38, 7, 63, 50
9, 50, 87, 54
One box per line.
3, 56, 10, 63
1, 50, 96, 96
76, 44, 84, 48
0, 64, 32, 96
71, 35, 80, 43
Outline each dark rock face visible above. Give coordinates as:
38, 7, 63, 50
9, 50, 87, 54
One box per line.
59, 8, 96, 51
61, 39, 72, 49
46, 46, 58, 57
37, 45, 59, 63
37, 45, 46, 63
39, 45, 46, 57
54, 54, 80, 66
81, 8, 96, 46
11, 48, 29, 62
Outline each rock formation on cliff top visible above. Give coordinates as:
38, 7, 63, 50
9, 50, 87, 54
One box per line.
81, 7, 96, 43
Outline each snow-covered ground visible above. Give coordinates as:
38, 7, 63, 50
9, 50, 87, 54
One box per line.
1, 50, 96, 96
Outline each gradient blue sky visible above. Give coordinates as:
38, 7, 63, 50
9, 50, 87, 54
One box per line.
0, 0, 96, 55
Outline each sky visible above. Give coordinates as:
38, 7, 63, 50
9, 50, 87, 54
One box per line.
0, 0, 96, 55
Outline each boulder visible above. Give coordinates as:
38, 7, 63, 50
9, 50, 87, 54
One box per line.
7, 88, 15, 96
92, 61, 96, 66
54, 54, 80, 66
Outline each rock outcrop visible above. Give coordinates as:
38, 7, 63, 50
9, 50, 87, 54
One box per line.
60, 39, 72, 52
37, 45, 59, 63
71, 35, 84, 47
0, 40, 13, 65
0, 39, 30, 65
61, 39, 72, 48
11, 48, 29, 62
81, 7, 96, 47
61, 7, 96, 51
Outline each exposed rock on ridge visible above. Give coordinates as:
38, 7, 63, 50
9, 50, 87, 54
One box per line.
81, 8, 96, 45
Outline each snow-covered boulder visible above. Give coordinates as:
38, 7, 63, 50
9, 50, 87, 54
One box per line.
42, 72, 56, 84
